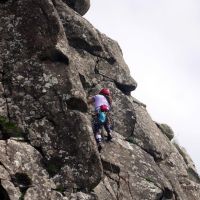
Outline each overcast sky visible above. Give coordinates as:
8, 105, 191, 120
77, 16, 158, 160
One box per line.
85, 0, 200, 172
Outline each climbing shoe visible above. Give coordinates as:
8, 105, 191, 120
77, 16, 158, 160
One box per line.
98, 143, 102, 152
106, 133, 112, 142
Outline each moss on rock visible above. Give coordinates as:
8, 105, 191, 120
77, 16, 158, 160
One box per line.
0, 116, 23, 139
156, 123, 174, 140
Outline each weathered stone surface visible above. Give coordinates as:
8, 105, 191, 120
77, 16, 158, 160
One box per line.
0, 82, 7, 118
0, 139, 56, 198
24, 186, 69, 200
174, 142, 200, 183
0, 0, 200, 199
69, 192, 96, 200
96, 132, 174, 200
1, 179, 21, 200
0, 0, 102, 195
54, 0, 137, 95
132, 102, 173, 161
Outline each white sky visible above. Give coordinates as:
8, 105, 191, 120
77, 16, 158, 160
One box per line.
85, 0, 200, 172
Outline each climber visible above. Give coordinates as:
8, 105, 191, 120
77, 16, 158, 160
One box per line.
88, 88, 113, 152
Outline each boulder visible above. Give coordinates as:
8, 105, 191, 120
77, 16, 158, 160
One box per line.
156, 122, 174, 140
64, 0, 90, 16
63, 0, 90, 16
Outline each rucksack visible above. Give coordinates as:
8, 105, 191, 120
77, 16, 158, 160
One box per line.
98, 110, 106, 123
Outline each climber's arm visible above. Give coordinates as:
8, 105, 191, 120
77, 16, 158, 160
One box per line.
87, 97, 95, 104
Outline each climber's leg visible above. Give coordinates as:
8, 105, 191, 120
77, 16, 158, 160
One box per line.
104, 118, 112, 141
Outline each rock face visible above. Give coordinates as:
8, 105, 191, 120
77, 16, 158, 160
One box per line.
0, 0, 199, 200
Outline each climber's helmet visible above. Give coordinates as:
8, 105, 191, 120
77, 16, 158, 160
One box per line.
99, 88, 110, 96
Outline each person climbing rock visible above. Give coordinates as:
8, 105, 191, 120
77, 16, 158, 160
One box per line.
88, 88, 113, 152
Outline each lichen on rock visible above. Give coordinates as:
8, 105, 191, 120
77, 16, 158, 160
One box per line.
0, 0, 200, 199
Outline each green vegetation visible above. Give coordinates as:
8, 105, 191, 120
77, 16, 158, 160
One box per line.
145, 177, 154, 183
19, 194, 25, 200
46, 162, 61, 176
126, 136, 136, 144
55, 185, 65, 193
0, 116, 23, 138
44, 157, 63, 176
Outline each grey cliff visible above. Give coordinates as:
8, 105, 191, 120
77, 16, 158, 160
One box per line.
0, 0, 199, 199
